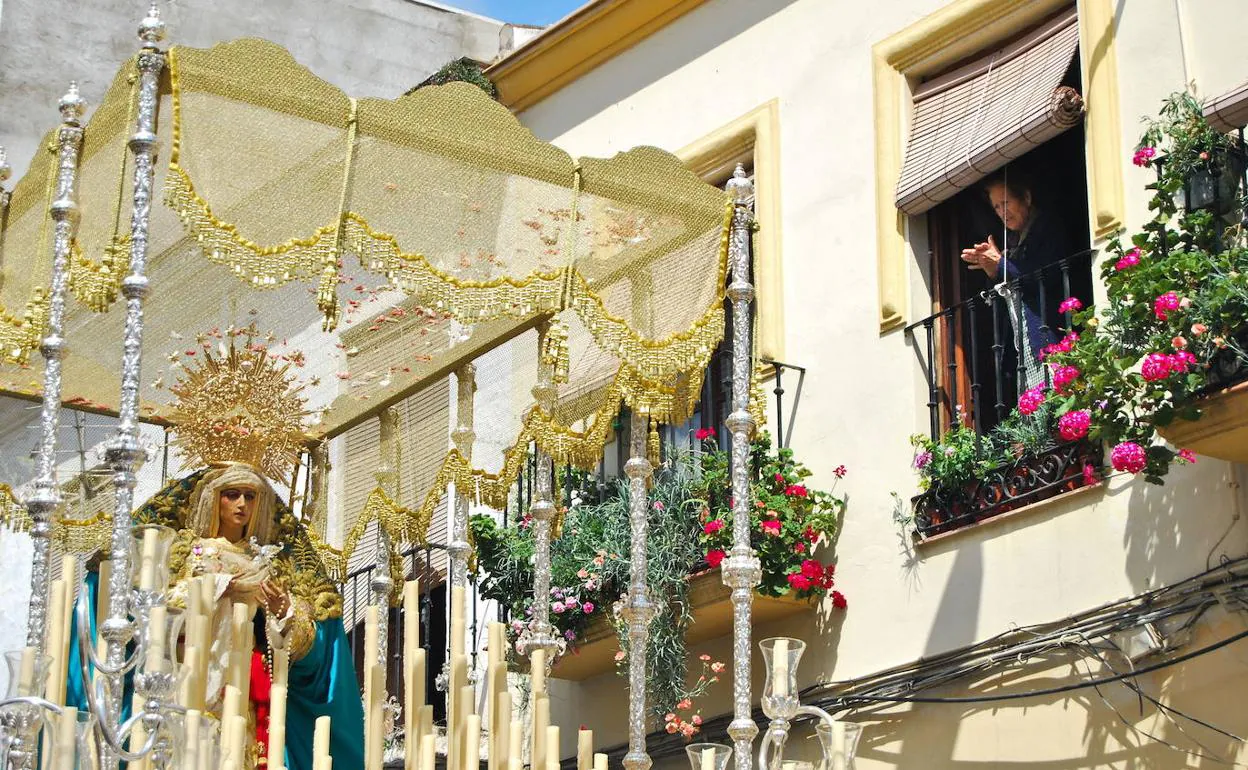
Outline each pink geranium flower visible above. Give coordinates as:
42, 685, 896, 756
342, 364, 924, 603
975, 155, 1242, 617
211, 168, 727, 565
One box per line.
1115, 247, 1142, 271
1057, 410, 1091, 442
1052, 365, 1080, 393
761, 519, 782, 536
1110, 441, 1148, 474
1177, 449, 1197, 464
1019, 385, 1047, 415
1057, 297, 1083, 314
702, 519, 724, 535
1132, 146, 1156, 167
1154, 291, 1181, 321
1141, 352, 1173, 381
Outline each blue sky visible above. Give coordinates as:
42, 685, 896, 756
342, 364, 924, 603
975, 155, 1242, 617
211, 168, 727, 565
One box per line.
444, 0, 588, 26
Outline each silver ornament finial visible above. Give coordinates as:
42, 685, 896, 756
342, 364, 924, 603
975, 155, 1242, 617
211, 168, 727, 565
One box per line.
58, 82, 85, 124
139, 1, 166, 46
727, 162, 753, 203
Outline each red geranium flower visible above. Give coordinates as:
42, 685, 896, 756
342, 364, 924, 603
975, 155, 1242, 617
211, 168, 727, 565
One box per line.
831, 591, 848, 609
784, 484, 808, 498
705, 549, 726, 568
702, 519, 724, 535
787, 573, 813, 591
760, 520, 782, 536
695, 427, 716, 440
800, 559, 823, 579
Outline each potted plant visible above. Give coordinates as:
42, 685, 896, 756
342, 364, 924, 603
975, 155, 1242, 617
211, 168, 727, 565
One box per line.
1040, 92, 1248, 480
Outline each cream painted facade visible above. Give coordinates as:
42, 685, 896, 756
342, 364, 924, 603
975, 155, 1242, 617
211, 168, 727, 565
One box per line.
506, 0, 1248, 766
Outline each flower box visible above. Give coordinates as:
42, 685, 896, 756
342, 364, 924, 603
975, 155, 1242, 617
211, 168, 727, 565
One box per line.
550, 570, 811, 682
911, 440, 1102, 539
1157, 381, 1248, 465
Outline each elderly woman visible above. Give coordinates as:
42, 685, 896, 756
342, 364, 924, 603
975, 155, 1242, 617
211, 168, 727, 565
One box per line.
960, 169, 1074, 386
70, 464, 364, 770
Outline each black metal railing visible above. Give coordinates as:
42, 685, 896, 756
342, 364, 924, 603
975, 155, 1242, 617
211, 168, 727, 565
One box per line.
340, 542, 450, 718
905, 248, 1095, 441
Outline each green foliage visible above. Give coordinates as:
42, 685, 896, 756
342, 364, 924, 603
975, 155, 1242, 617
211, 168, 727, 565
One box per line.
696, 432, 847, 599
407, 57, 499, 100
1046, 91, 1248, 481
469, 433, 847, 725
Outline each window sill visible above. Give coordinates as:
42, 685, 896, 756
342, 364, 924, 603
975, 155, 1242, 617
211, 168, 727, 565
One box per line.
914, 479, 1106, 549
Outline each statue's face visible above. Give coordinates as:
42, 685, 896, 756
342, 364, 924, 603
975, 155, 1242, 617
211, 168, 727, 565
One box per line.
218, 485, 259, 534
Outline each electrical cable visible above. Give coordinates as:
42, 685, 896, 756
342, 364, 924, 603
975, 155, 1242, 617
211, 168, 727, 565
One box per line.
817, 627, 1248, 707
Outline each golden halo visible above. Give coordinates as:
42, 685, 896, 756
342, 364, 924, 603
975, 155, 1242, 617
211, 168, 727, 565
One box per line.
167, 343, 309, 479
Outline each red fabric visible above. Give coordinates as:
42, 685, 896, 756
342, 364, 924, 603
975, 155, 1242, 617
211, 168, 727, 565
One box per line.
250, 650, 273, 766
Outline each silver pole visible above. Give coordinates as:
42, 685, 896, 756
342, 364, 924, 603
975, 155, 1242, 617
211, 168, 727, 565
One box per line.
517, 327, 559, 664
100, 5, 166, 768
722, 164, 760, 770
23, 82, 86, 655
373, 406, 401, 667
448, 363, 476, 589
621, 409, 655, 770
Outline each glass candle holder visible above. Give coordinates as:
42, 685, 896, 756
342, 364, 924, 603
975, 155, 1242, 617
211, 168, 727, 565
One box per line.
129, 524, 177, 592
3, 649, 50, 699
686, 742, 732, 770
760, 637, 805, 719
47, 707, 98, 770
815, 721, 863, 770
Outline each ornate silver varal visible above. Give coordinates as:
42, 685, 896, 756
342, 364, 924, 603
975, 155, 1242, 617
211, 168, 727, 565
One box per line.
448, 364, 476, 589
373, 406, 401, 668
517, 326, 560, 661
621, 409, 656, 770
100, 6, 166, 769
721, 165, 760, 770
23, 82, 85, 658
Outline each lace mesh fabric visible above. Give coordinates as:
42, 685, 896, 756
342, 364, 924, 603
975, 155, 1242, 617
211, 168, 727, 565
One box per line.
0, 39, 734, 566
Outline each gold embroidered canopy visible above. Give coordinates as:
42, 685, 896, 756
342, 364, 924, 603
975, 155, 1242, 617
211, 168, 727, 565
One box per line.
0, 39, 736, 563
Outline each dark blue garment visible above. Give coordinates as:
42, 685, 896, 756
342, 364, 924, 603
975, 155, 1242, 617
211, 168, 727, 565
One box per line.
998, 209, 1071, 360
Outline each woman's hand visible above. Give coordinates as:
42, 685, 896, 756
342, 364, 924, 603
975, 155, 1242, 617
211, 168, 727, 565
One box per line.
960, 234, 1002, 279
261, 580, 291, 618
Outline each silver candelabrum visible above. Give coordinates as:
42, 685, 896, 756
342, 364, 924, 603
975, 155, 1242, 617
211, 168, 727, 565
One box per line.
757, 638, 861, 770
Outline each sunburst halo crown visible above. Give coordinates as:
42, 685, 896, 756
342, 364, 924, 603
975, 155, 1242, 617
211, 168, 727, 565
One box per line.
166, 341, 309, 479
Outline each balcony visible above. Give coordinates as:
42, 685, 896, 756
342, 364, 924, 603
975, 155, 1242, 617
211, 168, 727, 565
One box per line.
551, 570, 811, 681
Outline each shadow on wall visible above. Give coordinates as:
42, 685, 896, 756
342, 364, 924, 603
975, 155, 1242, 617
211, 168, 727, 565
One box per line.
518, 0, 801, 135
1122, 460, 1248, 595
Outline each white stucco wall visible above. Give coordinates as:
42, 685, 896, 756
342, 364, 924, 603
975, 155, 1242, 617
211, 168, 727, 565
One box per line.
514, 0, 1248, 765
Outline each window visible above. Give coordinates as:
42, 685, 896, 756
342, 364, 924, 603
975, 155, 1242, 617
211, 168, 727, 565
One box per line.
899, 8, 1104, 536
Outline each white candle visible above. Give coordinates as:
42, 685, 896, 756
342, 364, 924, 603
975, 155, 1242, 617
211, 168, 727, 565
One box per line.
593, 754, 608, 770
184, 709, 201, 770
531, 648, 546, 695
772, 639, 790, 697
230, 714, 247, 766
700, 747, 715, 770
420, 734, 435, 770
459, 684, 475, 770
363, 607, 379, 770
17, 645, 36, 697
466, 714, 482, 770
532, 693, 549, 770
577, 729, 593, 770
147, 605, 168, 674
221, 684, 242, 764
495, 692, 512, 770
508, 719, 522, 770
545, 726, 560, 770
139, 528, 158, 590
403, 581, 421, 770
54, 705, 77, 770
366, 664, 385, 770
314, 715, 332, 764
450, 586, 465, 656
268, 684, 288, 766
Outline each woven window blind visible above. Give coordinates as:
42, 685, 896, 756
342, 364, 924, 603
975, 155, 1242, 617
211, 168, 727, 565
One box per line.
895, 8, 1083, 216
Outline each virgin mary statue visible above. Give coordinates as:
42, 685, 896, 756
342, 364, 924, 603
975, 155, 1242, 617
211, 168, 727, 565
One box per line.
68, 343, 364, 770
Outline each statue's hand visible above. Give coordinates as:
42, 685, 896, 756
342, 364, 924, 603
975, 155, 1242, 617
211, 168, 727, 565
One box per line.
261, 580, 291, 618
